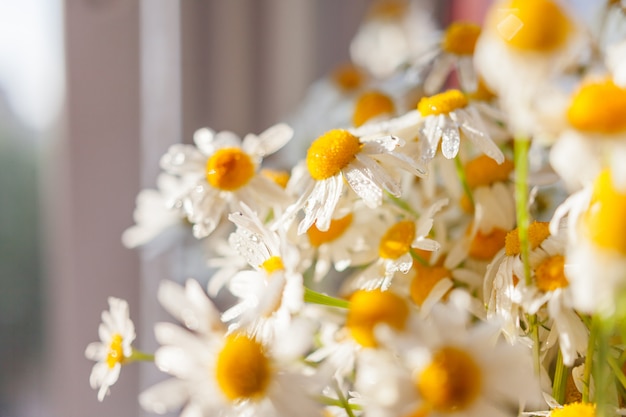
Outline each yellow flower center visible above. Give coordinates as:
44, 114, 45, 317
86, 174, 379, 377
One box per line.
469, 227, 508, 260
582, 170, 626, 255
491, 0, 571, 52
306, 129, 362, 181
409, 264, 449, 306
307, 213, 354, 247
550, 402, 595, 417
215, 334, 271, 401
260, 256, 284, 274
261, 169, 290, 189
505, 221, 551, 256
331, 63, 365, 92
368, 0, 407, 19
417, 346, 482, 412
442, 22, 481, 55
347, 289, 410, 347
206, 148, 255, 191
418, 89, 468, 117
465, 155, 514, 188
379, 220, 416, 260
567, 79, 626, 135
352, 90, 396, 127
534, 255, 568, 292
106, 333, 125, 369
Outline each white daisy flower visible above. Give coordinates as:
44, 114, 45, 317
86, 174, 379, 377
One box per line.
555, 169, 626, 315
160, 124, 294, 238
416, 89, 505, 164
140, 281, 319, 417
550, 77, 626, 191
285, 128, 425, 235
474, 0, 585, 135
85, 297, 136, 402
220, 203, 304, 343
357, 291, 542, 417
414, 21, 482, 95
345, 198, 448, 291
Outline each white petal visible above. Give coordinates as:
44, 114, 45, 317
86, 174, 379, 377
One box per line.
139, 378, 191, 414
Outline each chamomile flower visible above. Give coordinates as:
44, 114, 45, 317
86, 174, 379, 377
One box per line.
560, 169, 626, 315
346, 198, 448, 291
475, 0, 585, 134
221, 203, 304, 342
286, 128, 425, 235
357, 291, 541, 417
417, 21, 483, 94
550, 77, 626, 190
141, 279, 319, 417
85, 297, 136, 401
417, 89, 505, 164
160, 124, 293, 238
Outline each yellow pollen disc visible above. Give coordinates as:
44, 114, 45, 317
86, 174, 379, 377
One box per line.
353, 90, 396, 127
307, 213, 354, 247
260, 256, 284, 274
567, 79, 626, 134
442, 22, 481, 55
306, 129, 362, 181
368, 0, 407, 19
261, 169, 289, 189
409, 264, 450, 306
106, 333, 125, 369
417, 347, 482, 412
582, 170, 626, 255
331, 63, 365, 92
469, 227, 508, 260
491, 0, 571, 52
379, 220, 416, 260
550, 402, 596, 417
215, 334, 271, 401
465, 155, 514, 188
206, 148, 255, 191
418, 90, 468, 117
347, 289, 410, 347
505, 221, 551, 256
534, 255, 568, 292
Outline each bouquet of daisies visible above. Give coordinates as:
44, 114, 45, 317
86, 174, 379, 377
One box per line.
85, 1, 626, 416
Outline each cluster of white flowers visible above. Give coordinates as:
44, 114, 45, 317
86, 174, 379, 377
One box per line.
87, 1, 626, 417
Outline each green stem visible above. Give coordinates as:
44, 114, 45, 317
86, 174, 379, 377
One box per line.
304, 287, 350, 309
334, 381, 356, 417
454, 154, 474, 208
514, 136, 531, 286
552, 349, 567, 405
608, 355, 626, 392
385, 192, 420, 218
129, 349, 155, 363
593, 314, 614, 417
583, 317, 599, 403
317, 396, 362, 411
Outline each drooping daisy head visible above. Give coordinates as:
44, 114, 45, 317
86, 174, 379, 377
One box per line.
417, 89, 505, 164
287, 128, 424, 235
475, 0, 583, 134
85, 297, 136, 402
160, 124, 294, 238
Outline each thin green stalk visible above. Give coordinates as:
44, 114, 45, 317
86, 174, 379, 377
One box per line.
608, 355, 626, 392
552, 349, 567, 405
514, 136, 531, 286
583, 317, 599, 403
129, 349, 155, 363
317, 396, 362, 411
386, 192, 420, 218
593, 314, 615, 417
454, 154, 474, 208
304, 287, 350, 309
515, 136, 541, 374
334, 381, 356, 417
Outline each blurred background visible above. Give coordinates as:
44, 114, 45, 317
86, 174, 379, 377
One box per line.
0, 1, 493, 416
